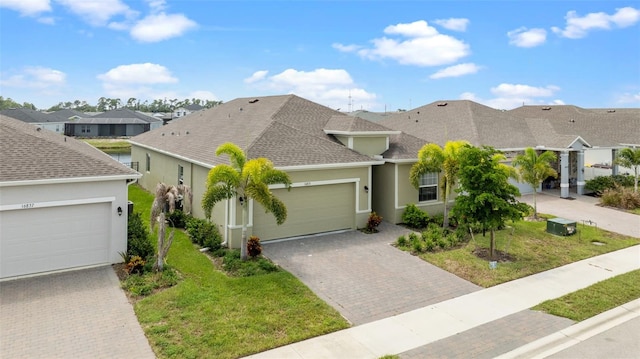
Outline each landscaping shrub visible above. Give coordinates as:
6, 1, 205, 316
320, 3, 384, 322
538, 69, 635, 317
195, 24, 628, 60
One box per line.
365, 212, 383, 233
585, 175, 634, 195
186, 218, 222, 251
126, 255, 146, 274
127, 212, 154, 260
247, 235, 262, 258
167, 209, 189, 228
431, 213, 445, 227
396, 235, 408, 247
402, 204, 430, 229
601, 186, 640, 210
220, 249, 279, 277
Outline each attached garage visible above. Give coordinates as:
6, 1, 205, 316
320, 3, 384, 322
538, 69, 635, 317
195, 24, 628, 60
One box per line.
253, 182, 356, 241
0, 115, 141, 279
1, 203, 111, 278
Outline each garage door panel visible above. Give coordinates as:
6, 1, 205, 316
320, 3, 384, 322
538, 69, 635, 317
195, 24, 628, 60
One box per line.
1, 203, 110, 278
253, 183, 355, 241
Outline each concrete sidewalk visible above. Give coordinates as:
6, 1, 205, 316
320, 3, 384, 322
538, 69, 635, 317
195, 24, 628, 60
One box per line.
245, 245, 640, 359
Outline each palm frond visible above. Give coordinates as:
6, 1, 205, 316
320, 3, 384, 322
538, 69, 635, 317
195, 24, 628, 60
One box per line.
215, 142, 246, 171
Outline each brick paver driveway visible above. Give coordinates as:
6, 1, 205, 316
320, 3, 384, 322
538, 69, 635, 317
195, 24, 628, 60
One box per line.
0, 266, 155, 358
262, 222, 481, 325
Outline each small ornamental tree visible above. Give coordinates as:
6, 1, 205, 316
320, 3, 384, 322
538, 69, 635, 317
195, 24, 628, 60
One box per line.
614, 147, 640, 193
150, 182, 192, 271
452, 145, 531, 260
512, 147, 557, 219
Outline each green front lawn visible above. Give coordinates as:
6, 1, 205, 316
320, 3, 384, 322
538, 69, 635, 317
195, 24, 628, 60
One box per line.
411, 216, 639, 288
128, 185, 349, 359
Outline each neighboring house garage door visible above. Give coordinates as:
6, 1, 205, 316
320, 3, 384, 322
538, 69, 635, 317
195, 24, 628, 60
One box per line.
0, 203, 110, 279
253, 183, 356, 241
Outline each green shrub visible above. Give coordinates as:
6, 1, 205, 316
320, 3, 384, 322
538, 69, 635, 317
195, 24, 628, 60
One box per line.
247, 235, 262, 258
221, 249, 279, 277
396, 235, 408, 247
127, 212, 154, 260
424, 238, 435, 252
402, 204, 430, 229
411, 238, 424, 253
186, 218, 222, 251
586, 175, 634, 195
167, 210, 189, 228
431, 213, 445, 227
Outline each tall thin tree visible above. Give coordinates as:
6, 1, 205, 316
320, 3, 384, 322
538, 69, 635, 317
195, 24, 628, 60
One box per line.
409, 140, 468, 228
614, 147, 640, 193
512, 148, 557, 219
202, 143, 292, 260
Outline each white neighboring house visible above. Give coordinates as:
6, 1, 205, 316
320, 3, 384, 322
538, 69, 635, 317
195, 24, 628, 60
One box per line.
0, 108, 68, 134
0, 115, 141, 279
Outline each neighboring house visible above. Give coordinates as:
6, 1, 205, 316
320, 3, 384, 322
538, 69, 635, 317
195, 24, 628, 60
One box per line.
0, 108, 68, 134
130, 95, 407, 247
64, 108, 162, 137
172, 104, 204, 119
380, 100, 639, 200
0, 115, 141, 279
49, 108, 89, 121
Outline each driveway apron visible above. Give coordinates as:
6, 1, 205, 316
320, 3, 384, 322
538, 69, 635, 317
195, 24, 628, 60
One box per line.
0, 266, 155, 359
262, 222, 481, 325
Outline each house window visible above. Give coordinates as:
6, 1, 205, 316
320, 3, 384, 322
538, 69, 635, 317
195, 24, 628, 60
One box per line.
146, 153, 151, 172
81, 125, 91, 133
418, 172, 438, 202
178, 165, 184, 183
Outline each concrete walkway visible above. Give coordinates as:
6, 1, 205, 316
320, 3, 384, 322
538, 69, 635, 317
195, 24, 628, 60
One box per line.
0, 266, 155, 359
246, 245, 639, 358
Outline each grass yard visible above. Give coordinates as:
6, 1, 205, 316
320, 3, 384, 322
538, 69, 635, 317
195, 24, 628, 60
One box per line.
83, 138, 131, 151
533, 269, 640, 321
414, 216, 639, 288
128, 185, 349, 359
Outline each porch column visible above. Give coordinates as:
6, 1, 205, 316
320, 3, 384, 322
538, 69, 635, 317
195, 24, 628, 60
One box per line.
611, 149, 619, 176
560, 150, 570, 198
577, 150, 585, 195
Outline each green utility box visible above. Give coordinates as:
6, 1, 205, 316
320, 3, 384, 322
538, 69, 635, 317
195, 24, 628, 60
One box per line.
547, 218, 577, 236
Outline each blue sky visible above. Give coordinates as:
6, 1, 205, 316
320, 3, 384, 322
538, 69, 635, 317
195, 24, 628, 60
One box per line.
1, 1, 639, 111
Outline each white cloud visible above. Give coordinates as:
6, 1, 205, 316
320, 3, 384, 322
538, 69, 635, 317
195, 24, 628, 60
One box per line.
245, 68, 378, 110
433, 18, 469, 32
97, 63, 178, 84
460, 83, 562, 110
186, 90, 219, 102
55, 0, 137, 27
430, 63, 481, 79
0, 66, 66, 89
0, 0, 50, 16
130, 13, 197, 42
617, 92, 640, 104
337, 20, 470, 67
507, 27, 547, 47
145, 0, 166, 13
244, 70, 269, 84
552, 7, 640, 39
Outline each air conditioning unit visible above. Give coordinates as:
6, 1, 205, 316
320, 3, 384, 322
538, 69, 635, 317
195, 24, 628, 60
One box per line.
547, 218, 577, 236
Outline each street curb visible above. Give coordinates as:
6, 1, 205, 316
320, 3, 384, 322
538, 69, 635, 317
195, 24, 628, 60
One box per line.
495, 298, 640, 359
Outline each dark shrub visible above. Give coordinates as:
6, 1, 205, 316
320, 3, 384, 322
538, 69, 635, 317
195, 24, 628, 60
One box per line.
186, 218, 222, 251
366, 212, 383, 233
601, 186, 640, 209
402, 204, 430, 229
586, 175, 634, 195
168, 210, 189, 228
127, 212, 154, 260
247, 235, 262, 258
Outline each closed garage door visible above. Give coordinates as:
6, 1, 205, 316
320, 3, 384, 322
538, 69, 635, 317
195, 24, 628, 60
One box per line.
253, 183, 355, 241
1, 203, 111, 279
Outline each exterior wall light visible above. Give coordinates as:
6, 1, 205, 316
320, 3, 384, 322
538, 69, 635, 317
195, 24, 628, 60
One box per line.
364, 186, 369, 193
117, 206, 123, 216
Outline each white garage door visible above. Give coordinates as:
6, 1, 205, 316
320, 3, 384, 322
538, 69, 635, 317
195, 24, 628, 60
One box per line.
1, 203, 111, 279
253, 183, 356, 241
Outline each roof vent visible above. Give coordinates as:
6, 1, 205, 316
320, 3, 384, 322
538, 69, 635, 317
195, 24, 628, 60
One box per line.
185, 131, 190, 135
437, 102, 448, 107
248, 99, 259, 103
542, 107, 551, 110
607, 109, 615, 113
569, 119, 575, 123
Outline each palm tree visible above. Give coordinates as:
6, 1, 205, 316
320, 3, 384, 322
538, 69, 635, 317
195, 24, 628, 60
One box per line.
614, 147, 640, 192
512, 148, 557, 219
409, 140, 469, 228
202, 142, 292, 260
150, 182, 192, 271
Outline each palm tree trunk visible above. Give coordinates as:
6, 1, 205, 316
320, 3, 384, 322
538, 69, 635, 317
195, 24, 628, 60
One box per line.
443, 181, 450, 228
241, 202, 248, 261
490, 229, 496, 260
533, 190, 538, 219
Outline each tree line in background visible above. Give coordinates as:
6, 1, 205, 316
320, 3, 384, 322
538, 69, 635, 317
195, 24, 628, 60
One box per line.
0, 95, 222, 112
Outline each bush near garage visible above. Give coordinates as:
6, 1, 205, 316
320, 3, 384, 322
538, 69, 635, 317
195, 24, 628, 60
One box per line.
127, 212, 154, 260
186, 217, 223, 251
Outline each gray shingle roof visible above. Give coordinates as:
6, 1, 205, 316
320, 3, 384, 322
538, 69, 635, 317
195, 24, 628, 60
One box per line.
384, 133, 428, 160
0, 108, 66, 123
91, 108, 161, 123
324, 115, 400, 133
50, 109, 89, 119
509, 105, 640, 147
380, 100, 538, 149
0, 115, 140, 182
131, 95, 378, 167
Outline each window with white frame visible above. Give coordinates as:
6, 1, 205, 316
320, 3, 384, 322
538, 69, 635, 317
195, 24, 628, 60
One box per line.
178, 164, 184, 183
146, 153, 151, 172
418, 172, 438, 202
